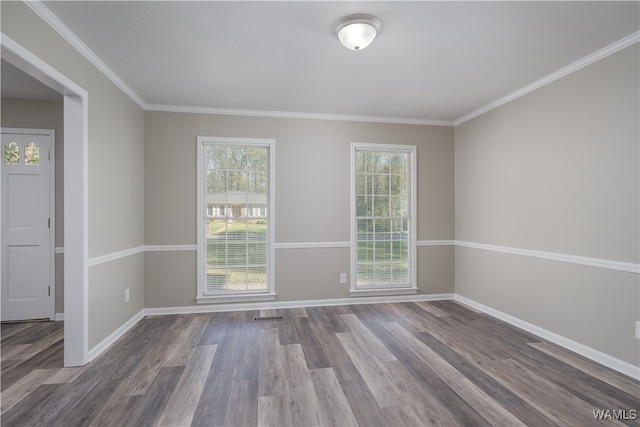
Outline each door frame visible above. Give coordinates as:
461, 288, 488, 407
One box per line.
2, 34, 89, 367
1, 127, 55, 321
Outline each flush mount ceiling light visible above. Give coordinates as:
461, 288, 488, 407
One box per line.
334, 14, 382, 51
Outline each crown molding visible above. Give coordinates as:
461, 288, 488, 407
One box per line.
454, 31, 640, 126
25, 1, 146, 109
144, 104, 454, 127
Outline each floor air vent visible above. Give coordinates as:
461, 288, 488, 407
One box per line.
254, 316, 283, 322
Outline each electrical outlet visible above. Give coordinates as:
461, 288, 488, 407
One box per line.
125, 288, 130, 303
340, 273, 347, 284
636, 321, 640, 339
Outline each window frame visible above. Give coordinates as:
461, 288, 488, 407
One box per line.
196, 136, 276, 303
350, 142, 417, 297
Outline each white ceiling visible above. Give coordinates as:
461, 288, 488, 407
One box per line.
23, 1, 640, 123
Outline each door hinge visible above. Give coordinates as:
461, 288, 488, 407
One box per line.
48, 286, 51, 297
48, 218, 51, 229
48, 150, 51, 161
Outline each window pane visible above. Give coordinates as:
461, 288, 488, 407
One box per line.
373, 196, 389, 217
375, 241, 391, 261
227, 268, 248, 291
390, 195, 407, 217
376, 264, 392, 284
227, 170, 245, 192
356, 195, 370, 217
391, 174, 406, 195
206, 270, 228, 290
357, 242, 374, 263
355, 173, 366, 195
390, 153, 407, 174
374, 218, 391, 235
248, 170, 268, 194
375, 173, 389, 195
227, 241, 246, 266
391, 263, 409, 282
354, 146, 412, 289
248, 242, 267, 265
25, 142, 39, 165
357, 218, 373, 234
257, 172, 268, 194
5, 141, 19, 165
355, 151, 366, 172
246, 147, 267, 167
202, 142, 270, 295
392, 240, 408, 261
207, 242, 227, 266
364, 152, 375, 173
357, 264, 374, 285
246, 266, 267, 290
206, 173, 214, 193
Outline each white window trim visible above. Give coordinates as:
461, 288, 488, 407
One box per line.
196, 136, 276, 304
350, 142, 418, 297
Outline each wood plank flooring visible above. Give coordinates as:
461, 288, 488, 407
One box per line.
1, 300, 638, 426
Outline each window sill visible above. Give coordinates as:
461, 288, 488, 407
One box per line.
350, 287, 418, 297
196, 293, 276, 304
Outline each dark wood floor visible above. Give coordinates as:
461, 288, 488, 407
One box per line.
1, 300, 638, 426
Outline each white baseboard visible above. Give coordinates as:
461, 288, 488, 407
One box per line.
454, 294, 640, 381
55, 313, 64, 321
145, 293, 455, 316
87, 310, 145, 362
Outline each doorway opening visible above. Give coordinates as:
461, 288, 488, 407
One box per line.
1, 34, 88, 366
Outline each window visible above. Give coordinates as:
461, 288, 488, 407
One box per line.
5, 141, 19, 165
197, 137, 275, 303
25, 142, 40, 165
4, 141, 40, 165
351, 143, 417, 296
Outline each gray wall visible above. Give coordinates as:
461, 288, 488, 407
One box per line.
455, 45, 639, 365
2, 2, 146, 349
144, 112, 455, 307
1, 98, 65, 314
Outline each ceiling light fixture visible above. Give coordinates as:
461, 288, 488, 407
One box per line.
334, 14, 382, 51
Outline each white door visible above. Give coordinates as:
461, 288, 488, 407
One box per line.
1, 129, 54, 321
